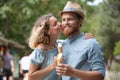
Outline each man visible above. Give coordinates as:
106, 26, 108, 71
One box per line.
56, 1, 105, 80
2, 48, 14, 80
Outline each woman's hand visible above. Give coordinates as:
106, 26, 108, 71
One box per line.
84, 33, 94, 39
50, 56, 58, 69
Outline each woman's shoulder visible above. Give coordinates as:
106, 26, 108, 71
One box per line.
29, 48, 45, 64
29, 48, 44, 58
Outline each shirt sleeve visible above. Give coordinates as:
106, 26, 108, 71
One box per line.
29, 49, 45, 65
87, 40, 105, 77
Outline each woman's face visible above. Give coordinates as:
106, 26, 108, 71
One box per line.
49, 16, 61, 39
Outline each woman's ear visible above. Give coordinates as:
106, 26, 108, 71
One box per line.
44, 21, 49, 30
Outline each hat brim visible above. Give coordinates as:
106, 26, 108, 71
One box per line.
58, 11, 85, 19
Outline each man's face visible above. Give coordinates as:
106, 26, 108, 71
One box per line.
61, 12, 81, 37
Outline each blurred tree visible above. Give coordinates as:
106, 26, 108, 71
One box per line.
94, 0, 120, 68
114, 41, 120, 56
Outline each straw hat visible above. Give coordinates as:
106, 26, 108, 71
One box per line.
58, 1, 85, 19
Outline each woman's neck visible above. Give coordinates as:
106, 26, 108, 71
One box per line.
50, 36, 57, 47
37, 43, 56, 51
37, 36, 57, 51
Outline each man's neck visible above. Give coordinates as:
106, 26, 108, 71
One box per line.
68, 31, 80, 38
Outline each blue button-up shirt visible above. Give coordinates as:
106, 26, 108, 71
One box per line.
58, 32, 105, 80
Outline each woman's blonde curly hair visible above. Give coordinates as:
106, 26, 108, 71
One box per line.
29, 13, 53, 49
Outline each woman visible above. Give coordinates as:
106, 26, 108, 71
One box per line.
28, 13, 61, 80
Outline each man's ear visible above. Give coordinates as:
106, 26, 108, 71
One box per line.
79, 18, 83, 24
78, 19, 83, 27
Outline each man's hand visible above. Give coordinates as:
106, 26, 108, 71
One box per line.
56, 64, 74, 76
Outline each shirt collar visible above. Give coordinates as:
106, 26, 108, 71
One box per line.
67, 32, 84, 44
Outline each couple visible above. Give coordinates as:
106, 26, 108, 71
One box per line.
28, 1, 105, 80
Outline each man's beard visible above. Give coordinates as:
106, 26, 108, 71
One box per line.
62, 26, 78, 37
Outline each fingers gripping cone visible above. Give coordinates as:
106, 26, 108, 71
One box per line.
57, 43, 63, 65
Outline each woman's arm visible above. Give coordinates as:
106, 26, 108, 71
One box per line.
28, 57, 57, 80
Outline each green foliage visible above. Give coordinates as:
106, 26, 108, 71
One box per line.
92, 0, 120, 63
114, 41, 120, 55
